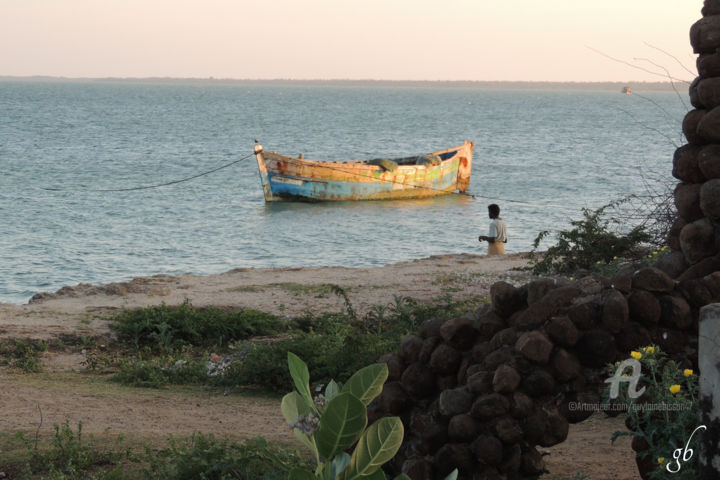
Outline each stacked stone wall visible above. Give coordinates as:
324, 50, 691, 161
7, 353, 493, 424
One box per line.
369, 3, 720, 478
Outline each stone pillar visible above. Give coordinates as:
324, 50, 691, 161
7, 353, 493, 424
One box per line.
699, 303, 720, 478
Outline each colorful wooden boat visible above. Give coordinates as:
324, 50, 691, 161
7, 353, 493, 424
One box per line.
253, 141, 473, 202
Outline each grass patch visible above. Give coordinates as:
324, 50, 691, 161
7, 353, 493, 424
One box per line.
0, 338, 49, 373
108, 293, 478, 393
111, 300, 286, 352
273, 282, 342, 297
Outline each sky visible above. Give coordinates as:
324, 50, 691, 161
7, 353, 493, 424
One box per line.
0, 0, 703, 82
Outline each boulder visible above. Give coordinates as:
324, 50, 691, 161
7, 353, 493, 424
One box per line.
376, 381, 411, 414
440, 316, 477, 351
698, 53, 720, 78
438, 388, 474, 417
668, 216, 688, 251
401, 459, 433, 480
680, 218, 718, 264
513, 286, 580, 330
628, 290, 661, 326
631, 267, 676, 292
494, 416, 524, 444
677, 255, 720, 281
472, 434, 503, 466
703, 0, 720, 15
674, 182, 704, 222
526, 278, 559, 305
520, 446, 546, 475
515, 331, 554, 364
601, 289, 629, 333
615, 322, 653, 354
474, 309, 507, 342
483, 345, 514, 370
433, 444, 473, 478
489, 327, 518, 350
539, 407, 570, 447
698, 106, 720, 143
510, 391, 534, 419
701, 178, 720, 219
399, 335, 424, 364
490, 281, 526, 319
448, 414, 478, 442
654, 251, 689, 279
698, 144, 720, 179
691, 15, 720, 54
467, 370, 494, 395
521, 369, 556, 397
418, 336, 441, 364
470, 393, 510, 420
673, 144, 705, 183
698, 77, 720, 109
567, 295, 602, 329
493, 364, 522, 393
546, 315, 580, 347
659, 295, 693, 330
551, 348, 582, 382
400, 363, 436, 398
682, 109, 707, 144
378, 353, 405, 381
691, 76, 703, 109
429, 344, 461, 375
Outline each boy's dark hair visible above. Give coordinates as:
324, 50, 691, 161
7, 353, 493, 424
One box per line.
488, 204, 500, 217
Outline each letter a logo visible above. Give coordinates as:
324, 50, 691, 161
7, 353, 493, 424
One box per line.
605, 358, 646, 399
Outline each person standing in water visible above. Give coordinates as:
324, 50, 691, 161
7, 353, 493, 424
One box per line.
478, 204, 507, 255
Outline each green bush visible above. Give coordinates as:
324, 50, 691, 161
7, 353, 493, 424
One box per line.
0, 338, 49, 373
607, 346, 700, 480
111, 301, 286, 352
529, 200, 651, 275
144, 434, 309, 480
113, 356, 208, 388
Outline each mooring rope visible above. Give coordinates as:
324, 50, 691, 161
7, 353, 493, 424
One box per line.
42, 152, 256, 192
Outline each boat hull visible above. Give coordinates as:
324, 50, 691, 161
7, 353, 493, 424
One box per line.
254, 141, 473, 202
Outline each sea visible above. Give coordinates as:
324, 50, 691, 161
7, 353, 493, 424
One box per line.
0, 80, 688, 304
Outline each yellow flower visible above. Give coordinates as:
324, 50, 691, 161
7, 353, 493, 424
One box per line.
684, 369, 693, 377
613, 256, 618, 260
661, 246, 668, 251
569, 277, 574, 281
596, 260, 602, 265
658, 457, 665, 463
630, 351, 642, 360
643, 346, 655, 354
669, 384, 681, 394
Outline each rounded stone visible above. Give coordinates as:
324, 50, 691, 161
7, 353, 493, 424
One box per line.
674, 182, 703, 222
673, 144, 705, 183
691, 15, 720, 54
682, 109, 707, 144
438, 388, 473, 417
632, 267, 676, 292
400, 363, 436, 398
546, 315, 580, 347
399, 335, 424, 364
698, 53, 720, 78
492, 364, 522, 393
470, 393, 510, 420
698, 77, 720, 109
448, 414, 478, 442
601, 289, 629, 333
628, 290, 661, 326
440, 316, 477, 351
521, 369, 556, 397
680, 218, 718, 264
494, 416, 524, 444
699, 144, 720, 179
429, 343, 461, 375
472, 434, 503, 466
515, 331, 554, 364
698, 106, 720, 143
701, 178, 720, 218
551, 348, 582, 382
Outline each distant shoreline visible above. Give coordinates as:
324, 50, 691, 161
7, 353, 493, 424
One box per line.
0, 76, 682, 91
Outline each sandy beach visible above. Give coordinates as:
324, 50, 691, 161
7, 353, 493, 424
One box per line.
0, 252, 640, 479
0, 252, 531, 341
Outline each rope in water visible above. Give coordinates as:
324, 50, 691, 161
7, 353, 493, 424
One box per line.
42, 152, 256, 192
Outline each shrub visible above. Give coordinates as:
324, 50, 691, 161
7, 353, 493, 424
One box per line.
0, 338, 48, 373
111, 301, 286, 352
144, 434, 308, 480
607, 346, 700, 480
529, 200, 651, 275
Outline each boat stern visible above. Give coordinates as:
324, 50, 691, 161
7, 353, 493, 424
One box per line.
456, 140, 473, 192
254, 143, 275, 201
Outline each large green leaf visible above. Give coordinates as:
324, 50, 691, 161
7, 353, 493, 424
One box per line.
288, 352, 315, 409
281, 392, 316, 453
444, 469, 458, 480
325, 379, 341, 401
338, 417, 404, 480
363, 470, 386, 480
316, 392, 367, 460
341, 364, 388, 406
288, 468, 316, 480
281, 391, 313, 424
330, 452, 351, 480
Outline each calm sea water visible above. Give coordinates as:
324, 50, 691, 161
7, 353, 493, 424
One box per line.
0, 80, 687, 304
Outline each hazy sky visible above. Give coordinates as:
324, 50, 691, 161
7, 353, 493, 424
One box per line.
0, 0, 703, 82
